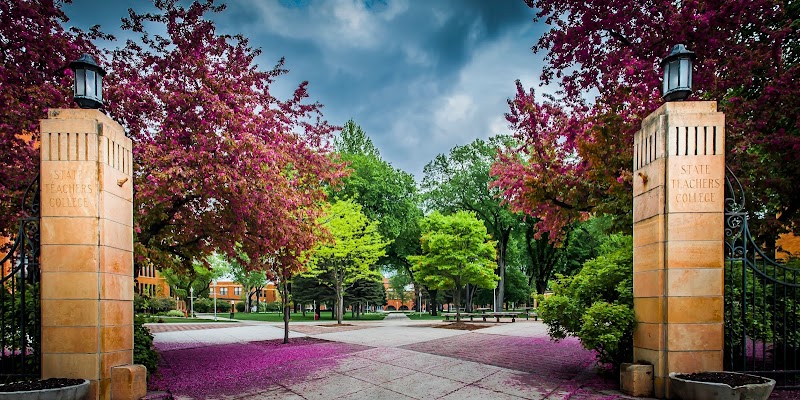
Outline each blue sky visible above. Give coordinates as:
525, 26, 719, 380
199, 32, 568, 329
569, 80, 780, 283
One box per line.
64, 1, 550, 180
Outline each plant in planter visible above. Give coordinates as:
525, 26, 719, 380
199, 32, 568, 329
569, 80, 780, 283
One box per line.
0, 378, 89, 400
669, 371, 775, 400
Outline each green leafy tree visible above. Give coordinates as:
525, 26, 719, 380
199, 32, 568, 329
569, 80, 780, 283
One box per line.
334, 119, 381, 158
422, 137, 517, 311
501, 265, 530, 306
306, 200, 390, 324
474, 265, 530, 308
511, 217, 564, 295
292, 273, 336, 316
332, 120, 422, 280
408, 211, 499, 321
537, 234, 635, 367
389, 269, 413, 305
344, 277, 387, 318
226, 251, 268, 313
160, 254, 226, 301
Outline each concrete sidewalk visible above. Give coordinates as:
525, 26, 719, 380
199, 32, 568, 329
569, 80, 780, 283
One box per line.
150, 314, 638, 399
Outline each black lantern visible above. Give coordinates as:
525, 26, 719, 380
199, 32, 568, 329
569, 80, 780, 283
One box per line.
661, 44, 695, 102
69, 53, 106, 109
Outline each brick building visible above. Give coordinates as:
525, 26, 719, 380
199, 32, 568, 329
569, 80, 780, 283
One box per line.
383, 277, 415, 311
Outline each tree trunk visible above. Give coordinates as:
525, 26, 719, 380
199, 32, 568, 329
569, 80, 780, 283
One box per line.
335, 281, 343, 325
466, 284, 480, 312
495, 231, 509, 311
536, 279, 548, 295
282, 281, 290, 344
454, 285, 462, 322
428, 288, 438, 316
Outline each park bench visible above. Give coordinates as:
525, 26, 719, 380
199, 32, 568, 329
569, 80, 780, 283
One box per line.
442, 312, 484, 321
483, 312, 520, 322
526, 310, 539, 321
442, 312, 521, 322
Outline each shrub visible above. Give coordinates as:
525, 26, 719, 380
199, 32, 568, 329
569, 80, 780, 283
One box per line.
236, 301, 246, 312
149, 297, 176, 314
133, 316, 159, 376
216, 301, 231, 313
193, 297, 214, 313
263, 302, 282, 312
165, 309, 185, 317
133, 293, 148, 314
1, 282, 39, 370
538, 234, 634, 367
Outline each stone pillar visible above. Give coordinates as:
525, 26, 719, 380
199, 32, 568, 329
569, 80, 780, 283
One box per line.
632, 101, 725, 398
39, 109, 135, 400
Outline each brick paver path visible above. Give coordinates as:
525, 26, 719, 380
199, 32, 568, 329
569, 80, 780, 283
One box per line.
145, 323, 247, 333
288, 324, 372, 335
402, 332, 595, 377
401, 332, 617, 398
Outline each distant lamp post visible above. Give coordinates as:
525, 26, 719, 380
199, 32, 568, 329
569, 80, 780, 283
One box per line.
213, 281, 218, 321
69, 53, 106, 109
189, 286, 195, 319
661, 44, 696, 102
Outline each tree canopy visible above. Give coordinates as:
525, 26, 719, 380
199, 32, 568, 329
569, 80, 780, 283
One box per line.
408, 211, 498, 320
494, 0, 800, 241
422, 136, 517, 311
305, 199, 389, 324
105, 0, 344, 275
0, 0, 343, 278
0, 0, 102, 239
332, 120, 422, 272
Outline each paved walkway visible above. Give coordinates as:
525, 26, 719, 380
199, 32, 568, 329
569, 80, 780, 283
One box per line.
147, 314, 637, 399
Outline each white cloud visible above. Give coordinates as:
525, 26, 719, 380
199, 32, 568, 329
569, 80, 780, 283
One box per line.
244, 0, 411, 51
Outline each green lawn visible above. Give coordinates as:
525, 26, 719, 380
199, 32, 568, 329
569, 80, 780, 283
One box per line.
232, 312, 387, 322
140, 316, 233, 323
404, 312, 445, 320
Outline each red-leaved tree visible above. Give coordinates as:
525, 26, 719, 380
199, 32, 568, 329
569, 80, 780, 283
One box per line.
103, 0, 345, 275
493, 0, 799, 240
0, 0, 101, 240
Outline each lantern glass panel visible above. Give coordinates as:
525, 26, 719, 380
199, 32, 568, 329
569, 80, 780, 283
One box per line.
86, 70, 96, 97
668, 60, 680, 90
75, 69, 86, 97
663, 64, 669, 94
680, 58, 690, 87
96, 74, 103, 101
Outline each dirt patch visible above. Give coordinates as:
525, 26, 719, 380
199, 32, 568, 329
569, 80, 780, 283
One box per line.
435, 322, 493, 331
317, 323, 354, 327
676, 372, 771, 388
0, 378, 85, 392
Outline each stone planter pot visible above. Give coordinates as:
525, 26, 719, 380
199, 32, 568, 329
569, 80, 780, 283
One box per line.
669, 372, 775, 400
0, 379, 90, 400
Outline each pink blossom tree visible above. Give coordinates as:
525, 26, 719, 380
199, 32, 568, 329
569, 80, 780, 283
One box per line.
0, 0, 103, 239
493, 0, 800, 240
103, 0, 345, 276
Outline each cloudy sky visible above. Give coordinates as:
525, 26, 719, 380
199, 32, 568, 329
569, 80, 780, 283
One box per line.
64, 1, 551, 180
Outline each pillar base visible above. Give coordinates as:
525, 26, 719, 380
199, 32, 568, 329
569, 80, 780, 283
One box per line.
620, 362, 654, 397
111, 365, 147, 400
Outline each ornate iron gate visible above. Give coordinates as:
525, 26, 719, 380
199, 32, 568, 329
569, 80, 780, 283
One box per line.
724, 168, 800, 388
0, 177, 41, 382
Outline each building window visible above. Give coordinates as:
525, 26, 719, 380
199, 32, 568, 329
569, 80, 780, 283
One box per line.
234, 287, 241, 296
220, 287, 228, 296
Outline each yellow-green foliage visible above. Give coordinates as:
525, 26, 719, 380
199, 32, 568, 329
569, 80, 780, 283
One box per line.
305, 199, 390, 323
408, 211, 499, 309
